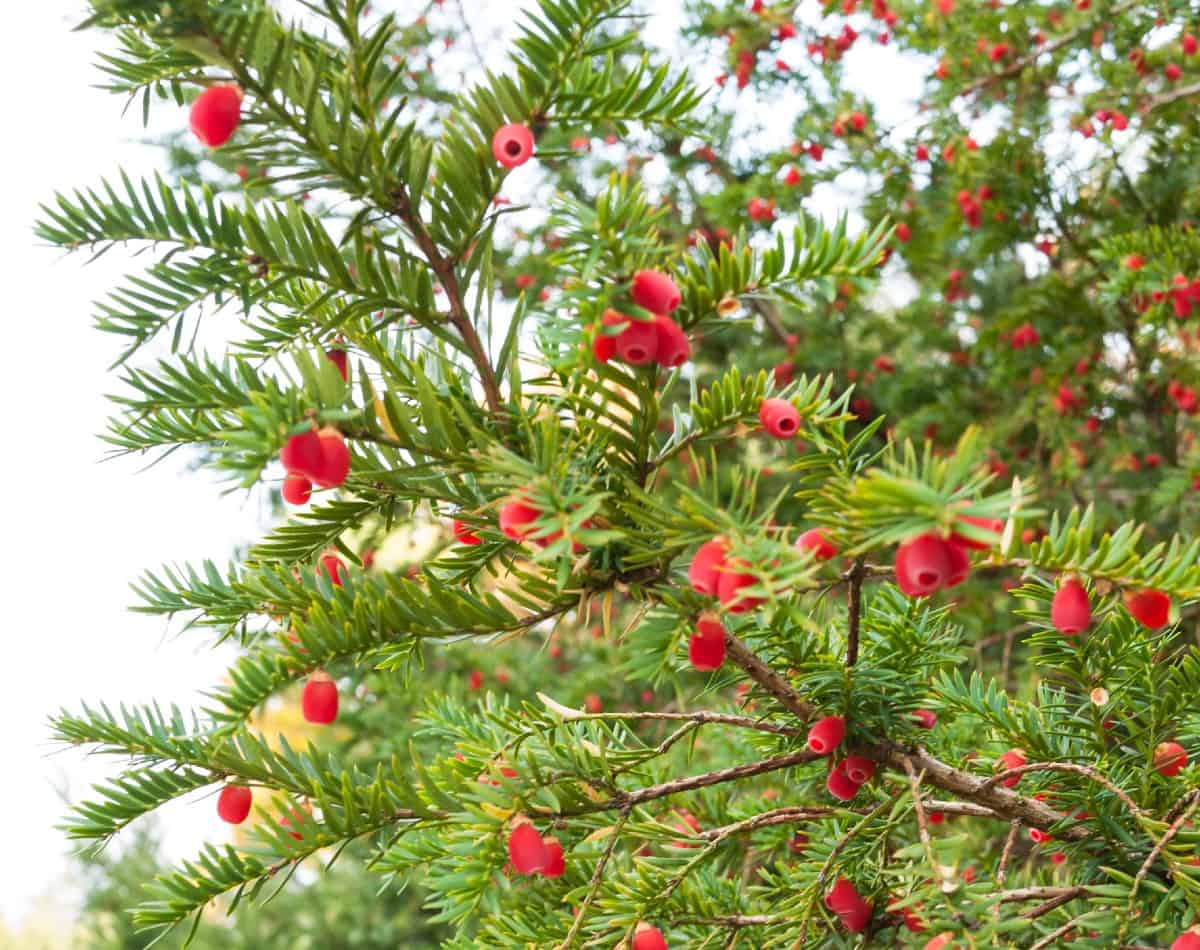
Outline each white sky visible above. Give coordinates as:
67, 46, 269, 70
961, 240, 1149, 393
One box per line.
0, 0, 928, 933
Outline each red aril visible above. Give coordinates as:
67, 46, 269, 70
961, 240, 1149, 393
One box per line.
688, 615, 727, 671
190, 85, 242, 147
302, 674, 339, 724
688, 539, 728, 595
508, 822, 548, 874
282, 473, 312, 505
807, 715, 846, 755
216, 784, 253, 824
631, 270, 682, 314
796, 527, 837, 561
1051, 577, 1091, 635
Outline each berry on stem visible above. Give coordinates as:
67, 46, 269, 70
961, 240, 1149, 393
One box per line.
507, 821, 548, 874
843, 756, 876, 785
1172, 932, 1200, 950
716, 559, 762, 613
826, 760, 861, 801
614, 316, 659, 365
492, 123, 534, 168
825, 877, 872, 933
280, 429, 324, 480
652, 314, 691, 367
807, 715, 846, 755
796, 527, 837, 561
541, 836, 565, 877
631, 270, 682, 314
282, 473, 313, 505
1155, 741, 1188, 777
1124, 588, 1171, 629
895, 533, 953, 597
313, 429, 351, 488
688, 615, 726, 671
319, 552, 347, 586
759, 397, 801, 438
996, 748, 1027, 788
1051, 577, 1091, 635
688, 539, 729, 596
632, 922, 668, 950
190, 85, 242, 147
216, 784, 253, 824
302, 674, 339, 724
500, 496, 541, 542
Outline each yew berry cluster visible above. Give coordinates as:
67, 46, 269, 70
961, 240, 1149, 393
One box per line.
594, 271, 690, 368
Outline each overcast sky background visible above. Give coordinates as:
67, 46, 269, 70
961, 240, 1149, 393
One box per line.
0, 0, 933, 934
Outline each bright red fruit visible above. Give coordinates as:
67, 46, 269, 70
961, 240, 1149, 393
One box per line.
895, 533, 953, 598
190, 85, 242, 147
302, 675, 339, 724
717, 559, 762, 613
688, 539, 729, 595
944, 540, 970, 588
796, 527, 837, 561
1172, 932, 1200, 950
652, 314, 691, 367
492, 123, 534, 168
825, 877, 872, 932
996, 748, 1027, 788
312, 430, 350, 488
759, 397, 801, 438
807, 715, 846, 755
1051, 577, 1091, 635
453, 518, 483, 545
826, 760, 861, 801
1185, 34, 1199, 56
499, 497, 540, 542
912, 709, 938, 729
1155, 741, 1188, 777
592, 310, 625, 363
325, 348, 348, 381
843, 756, 876, 785
632, 923, 668, 950
614, 316, 659, 365
216, 784, 253, 824
1124, 588, 1171, 628
923, 933, 954, 950
280, 429, 324, 479
541, 836, 566, 877
282, 473, 313, 505
1166, 62, 1183, 81
508, 822, 548, 874
689, 615, 726, 671
631, 269, 682, 314
319, 553, 347, 586
895, 221, 912, 243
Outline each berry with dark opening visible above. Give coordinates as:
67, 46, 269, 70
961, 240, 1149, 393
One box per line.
807, 715, 846, 755
302, 674, 339, 724
631, 269, 682, 314
492, 123, 534, 168
216, 784, 253, 824
688, 539, 728, 596
759, 397, 801, 438
614, 316, 660, 365
1124, 588, 1171, 629
190, 85, 242, 148
652, 314, 691, 367
895, 533, 953, 597
1155, 741, 1188, 777
688, 615, 727, 671
843, 756, 876, 785
1051, 577, 1091, 635
508, 822, 549, 874
282, 473, 313, 505
826, 760, 861, 801
796, 527, 837, 561
825, 877, 873, 933
632, 922, 668, 950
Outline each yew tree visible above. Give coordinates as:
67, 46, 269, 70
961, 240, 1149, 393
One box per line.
48, 0, 1200, 948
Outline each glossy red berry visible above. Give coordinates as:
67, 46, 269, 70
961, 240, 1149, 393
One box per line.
216, 784, 253, 824
944, 540, 970, 588
592, 310, 625, 364
282, 473, 313, 505
508, 822, 548, 874
652, 314, 691, 367
319, 553, 347, 586
826, 760, 861, 801
280, 429, 324, 479
453, 518, 483, 545
895, 533, 953, 598
541, 836, 566, 877
1166, 62, 1183, 81
492, 123, 534, 168
312, 429, 351, 488
717, 559, 762, 614
759, 397, 801, 438
796, 527, 837, 561
1172, 932, 1200, 950
302, 674, 339, 724
632, 922, 668, 950
996, 748, 1027, 788
807, 715, 846, 755
631, 270, 682, 314
688, 615, 726, 671
688, 539, 728, 596
843, 756, 876, 785
500, 497, 540, 542
614, 316, 660, 365
1155, 741, 1188, 777
1124, 588, 1171, 629
190, 85, 242, 148
912, 709, 938, 729
825, 877, 872, 933
1051, 577, 1091, 635
1185, 34, 1199, 56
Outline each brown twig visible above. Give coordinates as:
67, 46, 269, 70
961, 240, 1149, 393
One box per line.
978, 761, 1142, 818
555, 807, 630, 950
845, 558, 866, 667
724, 634, 816, 721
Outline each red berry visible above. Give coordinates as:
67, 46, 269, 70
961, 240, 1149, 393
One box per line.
1155, 741, 1188, 777
190, 85, 242, 148
688, 539, 728, 596
783, 165, 802, 186
319, 553, 347, 586
825, 877, 872, 932
632, 923, 668, 950
1166, 63, 1183, 81
996, 748, 1027, 788
280, 429, 324, 479
301, 675, 339, 724
216, 784, 253, 824
1185, 34, 1199, 56
1124, 588, 1171, 629
282, 473, 313, 505
807, 715, 846, 755
912, 709, 938, 729
895, 533, 953, 598
631, 270, 682, 314
541, 836, 566, 877
849, 110, 867, 131
492, 123, 534, 168
453, 518, 483, 545
652, 314, 691, 367
1172, 932, 1200, 950
895, 221, 912, 243
325, 348, 348, 381
312, 430, 350, 488
944, 540, 970, 588
499, 497, 540, 542
614, 316, 659, 365
843, 756, 876, 785
716, 559, 762, 613
796, 527, 837, 561
688, 615, 726, 671
1051, 577, 1091, 635
915, 144, 930, 161
923, 930, 954, 949
826, 760, 861, 801
467, 669, 484, 690
508, 822, 548, 874
759, 397, 801, 438
593, 310, 626, 364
